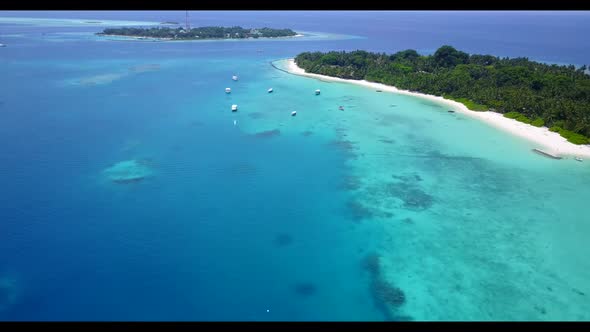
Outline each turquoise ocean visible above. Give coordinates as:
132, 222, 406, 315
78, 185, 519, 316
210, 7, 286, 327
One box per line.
0, 11, 589, 320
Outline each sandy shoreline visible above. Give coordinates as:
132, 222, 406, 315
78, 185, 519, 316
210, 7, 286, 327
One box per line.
285, 59, 590, 159
96, 34, 172, 41
97, 33, 305, 42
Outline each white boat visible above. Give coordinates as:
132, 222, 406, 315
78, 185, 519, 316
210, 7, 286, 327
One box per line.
225, 87, 231, 94
575, 157, 583, 162
291, 111, 297, 116
315, 89, 321, 95
0, 43, 5, 48
268, 88, 273, 93
232, 104, 238, 112
232, 75, 238, 81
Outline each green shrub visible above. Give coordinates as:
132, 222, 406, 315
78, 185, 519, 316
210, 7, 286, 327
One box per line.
503, 111, 532, 124
517, 114, 532, 124
531, 118, 544, 127
503, 111, 521, 119
558, 129, 589, 145
552, 120, 565, 129
549, 125, 561, 132
444, 96, 488, 111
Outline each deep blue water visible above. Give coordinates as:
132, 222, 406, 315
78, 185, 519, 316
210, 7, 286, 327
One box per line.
1, 11, 590, 321
2, 10, 590, 65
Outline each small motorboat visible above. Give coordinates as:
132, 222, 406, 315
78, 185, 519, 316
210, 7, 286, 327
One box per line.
268, 88, 273, 93
232, 104, 238, 112
225, 87, 231, 94
0, 43, 6, 48
532, 148, 562, 159
315, 89, 321, 95
338, 106, 344, 111
291, 111, 297, 116
232, 75, 238, 81
575, 157, 583, 162
448, 110, 455, 113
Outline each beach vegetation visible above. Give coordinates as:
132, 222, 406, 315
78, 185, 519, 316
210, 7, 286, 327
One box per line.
295, 46, 590, 143
549, 126, 589, 144
444, 95, 488, 111
504, 111, 532, 124
556, 128, 589, 144
98, 26, 297, 40
531, 118, 545, 127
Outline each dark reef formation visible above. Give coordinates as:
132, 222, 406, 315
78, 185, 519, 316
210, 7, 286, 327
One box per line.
345, 196, 396, 222
361, 253, 410, 321
247, 112, 265, 119
111, 177, 145, 184
361, 253, 381, 275
252, 129, 281, 139
339, 175, 362, 191
293, 282, 317, 297
301, 130, 314, 137
371, 279, 406, 307
347, 199, 375, 222
273, 233, 293, 247
385, 182, 434, 211
327, 139, 358, 160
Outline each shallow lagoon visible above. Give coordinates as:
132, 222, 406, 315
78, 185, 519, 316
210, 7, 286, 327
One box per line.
0, 12, 589, 321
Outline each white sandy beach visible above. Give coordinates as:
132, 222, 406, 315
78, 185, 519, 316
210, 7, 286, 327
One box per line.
97, 33, 305, 42
286, 59, 590, 159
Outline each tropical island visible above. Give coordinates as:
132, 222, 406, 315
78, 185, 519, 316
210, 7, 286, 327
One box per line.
97, 26, 299, 40
294, 46, 590, 145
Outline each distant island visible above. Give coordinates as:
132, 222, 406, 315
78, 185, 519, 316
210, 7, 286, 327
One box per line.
295, 46, 590, 144
97, 26, 299, 40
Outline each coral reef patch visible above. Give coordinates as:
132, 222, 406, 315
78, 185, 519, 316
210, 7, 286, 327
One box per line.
293, 282, 317, 297
0, 277, 17, 313
102, 159, 154, 184
361, 253, 408, 320
274, 233, 293, 247
252, 129, 281, 139
247, 112, 265, 119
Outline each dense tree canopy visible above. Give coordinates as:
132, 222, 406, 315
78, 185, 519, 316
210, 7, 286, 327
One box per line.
99, 26, 297, 40
295, 46, 590, 144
